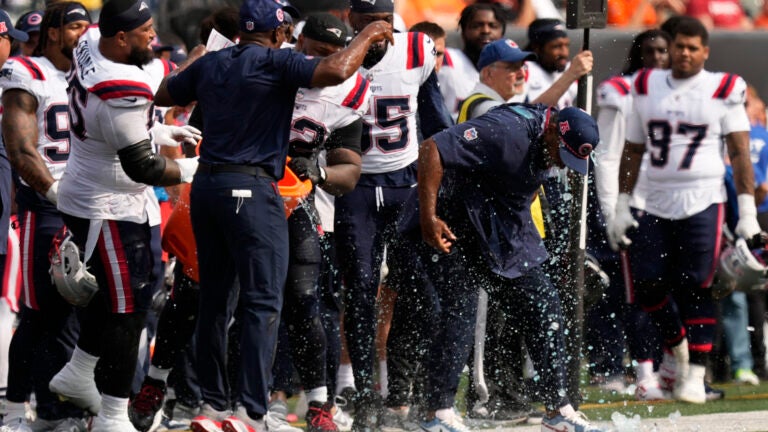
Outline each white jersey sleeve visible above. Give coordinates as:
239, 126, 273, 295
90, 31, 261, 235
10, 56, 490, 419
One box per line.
0, 56, 71, 181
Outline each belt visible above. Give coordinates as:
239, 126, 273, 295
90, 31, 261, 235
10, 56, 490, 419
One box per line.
196, 162, 274, 180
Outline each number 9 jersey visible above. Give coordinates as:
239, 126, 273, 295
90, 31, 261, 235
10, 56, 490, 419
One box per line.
358, 32, 436, 175
0, 56, 71, 187
626, 68, 751, 219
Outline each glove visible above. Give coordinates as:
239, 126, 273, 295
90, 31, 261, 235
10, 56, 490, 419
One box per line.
45, 180, 59, 206
176, 157, 199, 183
289, 156, 326, 185
735, 193, 762, 241
150, 124, 202, 147
606, 193, 638, 251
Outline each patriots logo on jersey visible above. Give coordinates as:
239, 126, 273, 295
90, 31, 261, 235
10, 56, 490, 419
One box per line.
463, 127, 478, 141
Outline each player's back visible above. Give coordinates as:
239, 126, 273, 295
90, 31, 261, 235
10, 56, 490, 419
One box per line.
291, 72, 370, 156
359, 31, 435, 175
437, 47, 478, 119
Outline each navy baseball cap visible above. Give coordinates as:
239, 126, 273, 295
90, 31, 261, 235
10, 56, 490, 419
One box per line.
557, 107, 599, 175
0, 10, 30, 41
275, 0, 301, 20
302, 13, 348, 47
350, 0, 394, 14
477, 39, 536, 70
16, 10, 43, 34
527, 18, 567, 46
240, 0, 286, 33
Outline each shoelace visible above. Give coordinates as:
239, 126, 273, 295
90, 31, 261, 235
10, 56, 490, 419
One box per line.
309, 406, 338, 431
133, 384, 164, 412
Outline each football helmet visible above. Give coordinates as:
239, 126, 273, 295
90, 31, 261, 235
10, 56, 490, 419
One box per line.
714, 237, 768, 298
49, 228, 98, 307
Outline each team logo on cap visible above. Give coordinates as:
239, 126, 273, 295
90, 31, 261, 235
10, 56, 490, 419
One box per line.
559, 120, 570, 135
67, 8, 88, 16
327, 27, 342, 38
505, 39, 518, 48
463, 127, 478, 141
139, 1, 149, 11
361, 0, 376, 4
0, 22, 7, 34
276, 9, 285, 22
28, 13, 42, 25
246, 20, 255, 31
577, 143, 593, 156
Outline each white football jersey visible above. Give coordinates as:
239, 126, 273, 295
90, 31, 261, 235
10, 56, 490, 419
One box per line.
626, 68, 751, 219
359, 32, 436, 174
437, 47, 479, 120
58, 26, 156, 223
525, 60, 576, 109
291, 71, 370, 154
0, 56, 71, 182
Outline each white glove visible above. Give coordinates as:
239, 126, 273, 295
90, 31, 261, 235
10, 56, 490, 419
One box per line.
45, 180, 59, 206
150, 124, 202, 147
607, 193, 638, 251
176, 157, 199, 183
735, 193, 762, 241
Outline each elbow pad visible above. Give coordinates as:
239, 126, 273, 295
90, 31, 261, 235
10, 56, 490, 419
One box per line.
118, 140, 174, 186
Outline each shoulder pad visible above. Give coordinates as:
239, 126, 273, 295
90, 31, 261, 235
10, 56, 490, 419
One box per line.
712, 73, 746, 104
1, 56, 45, 82
633, 68, 652, 95
341, 73, 371, 113
89, 79, 153, 107
597, 76, 631, 109
406, 31, 434, 70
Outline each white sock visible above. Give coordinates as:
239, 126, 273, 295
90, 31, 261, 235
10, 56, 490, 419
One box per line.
435, 408, 454, 421
378, 360, 388, 398
70, 346, 99, 377
148, 365, 171, 383
101, 394, 129, 420
305, 386, 328, 404
559, 404, 576, 418
336, 363, 355, 394
635, 360, 655, 383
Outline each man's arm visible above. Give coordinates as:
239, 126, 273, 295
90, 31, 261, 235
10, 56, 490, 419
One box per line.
594, 106, 625, 222
727, 130, 755, 196
155, 45, 207, 107
531, 50, 593, 106
1, 89, 56, 198
417, 70, 453, 137
618, 141, 645, 194
418, 137, 455, 253
322, 148, 362, 196
310, 22, 394, 88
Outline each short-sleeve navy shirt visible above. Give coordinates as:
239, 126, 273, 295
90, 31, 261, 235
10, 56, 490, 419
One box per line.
167, 44, 320, 179
432, 103, 551, 279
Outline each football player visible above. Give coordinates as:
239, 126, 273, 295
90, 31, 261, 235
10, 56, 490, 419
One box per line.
609, 16, 760, 404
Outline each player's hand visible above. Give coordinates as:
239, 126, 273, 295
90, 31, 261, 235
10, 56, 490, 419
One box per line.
606, 193, 638, 251
151, 124, 202, 147
421, 214, 456, 254
176, 157, 199, 183
566, 50, 593, 80
359, 21, 395, 46
736, 193, 763, 241
288, 157, 326, 185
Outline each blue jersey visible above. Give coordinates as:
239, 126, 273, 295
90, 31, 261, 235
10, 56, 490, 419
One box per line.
431, 103, 550, 279
167, 44, 320, 179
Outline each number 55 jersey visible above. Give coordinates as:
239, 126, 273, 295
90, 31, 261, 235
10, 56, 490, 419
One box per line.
0, 56, 70, 210
358, 31, 436, 177
626, 68, 751, 219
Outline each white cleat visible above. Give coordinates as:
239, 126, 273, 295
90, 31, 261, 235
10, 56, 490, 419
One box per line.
674, 364, 707, 404
49, 365, 101, 415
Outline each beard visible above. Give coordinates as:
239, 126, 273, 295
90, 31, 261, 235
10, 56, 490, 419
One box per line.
362, 41, 388, 69
128, 45, 155, 67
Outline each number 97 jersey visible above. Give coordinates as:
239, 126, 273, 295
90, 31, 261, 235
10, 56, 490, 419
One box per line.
626, 68, 751, 219
0, 56, 71, 181
358, 32, 436, 174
